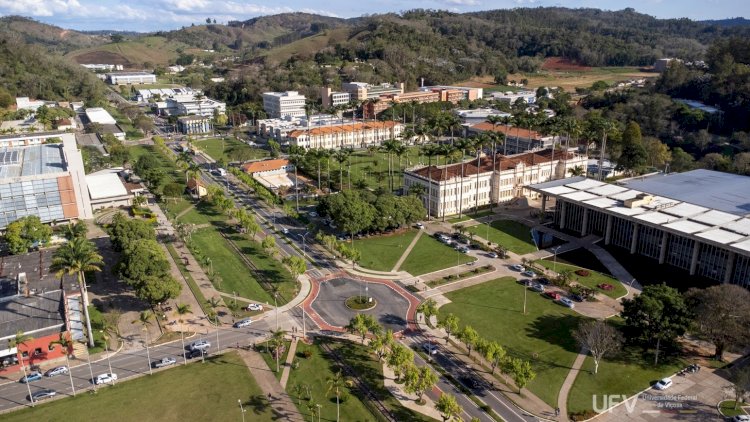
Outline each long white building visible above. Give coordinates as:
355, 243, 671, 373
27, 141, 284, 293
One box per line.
262, 91, 306, 119
285, 121, 403, 149
403, 149, 587, 218
106, 72, 156, 85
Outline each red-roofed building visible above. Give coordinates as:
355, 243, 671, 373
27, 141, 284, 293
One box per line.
403, 149, 587, 218
469, 122, 555, 155
284, 121, 403, 149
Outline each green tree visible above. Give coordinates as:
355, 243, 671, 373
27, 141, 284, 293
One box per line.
483, 340, 506, 374
685, 284, 750, 361
51, 333, 77, 396
261, 235, 277, 256
438, 313, 459, 341
282, 255, 307, 280
617, 121, 647, 174
387, 343, 414, 382
133, 310, 155, 374
326, 369, 349, 422
405, 365, 438, 403
10, 331, 35, 405
670, 147, 695, 172
4, 216, 53, 254
108, 212, 157, 251
51, 236, 103, 348
458, 325, 480, 357
622, 283, 692, 365
62, 220, 88, 240
370, 329, 394, 361
435, 393, 462, 422
507, 358, 536, 393
346, 313, 381, 343
417, 298, 439, 324
269, 328, 286, 373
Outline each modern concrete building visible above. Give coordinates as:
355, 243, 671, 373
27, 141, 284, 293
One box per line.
0, 132, 93, 229
106, 72, 156, 85
285, 121, 403, 149
258, 114, 353, 140
420, 85, 483, 101
177, 115, 213, 134
341, 82, 404, 102
527, 170, 750, 287
320, 87, 352, 109
404, 149, 587, 218
454, 108, 510, 125
84, 108, 117, 125
489, 90, 536, 104
167, 98, 226, 117
86, 168, 138, 210
262, 91, 306, 119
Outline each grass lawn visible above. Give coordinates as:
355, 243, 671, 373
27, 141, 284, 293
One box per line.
287, 338, 436, 422
227, 233, 297, 305
177, 201, 228, 226
535, 260, 628, 299
3, 352, 277, 422
351, 230, 419, 271
189, 229, 274, 303
465, 220, 537, 255
448, 210, 494, 223
193, 138, 268, 163
441, 277, 584, 407
719, 400, 749, 417
162, 197, 194, 219
257, 340, 292, 381
400, 235, 476, 276
567, 349, 686, 414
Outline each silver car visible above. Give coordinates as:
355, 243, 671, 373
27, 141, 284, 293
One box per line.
44, 366, 69, 377
29, 389, 56, 402
190, 340, 211, 351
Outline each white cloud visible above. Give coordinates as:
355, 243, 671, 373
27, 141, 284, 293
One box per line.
442, 0, 480, 5
0, 0, 81, 17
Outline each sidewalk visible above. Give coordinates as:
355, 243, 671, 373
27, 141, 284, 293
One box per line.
556, 348, 588, 422
392, 229, 424, 272
235, 347, 304, 422
279, 337, 298, 388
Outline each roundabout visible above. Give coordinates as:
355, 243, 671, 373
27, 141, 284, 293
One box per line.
310, 277, 410, 333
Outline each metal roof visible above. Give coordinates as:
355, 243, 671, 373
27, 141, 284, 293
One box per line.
0, 144, 66, 179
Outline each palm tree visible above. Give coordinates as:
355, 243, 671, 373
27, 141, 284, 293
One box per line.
438, 143, 455, 221
499, 115, 513, 155
453, 137, 472, 219
394, 142, 408, 190
101, 317, 118, 383
62, 221, 88, 240
269, 328, 286, 373
472, 135, 491, 214
326, 370, 347, 422
569, 165, 586, 176
10, 330, 34, 405
380, 139, 401, 191
134, 310, 154, 375
421, 144, 439, 218
560, 117, 583, 176
51, 237, 103, 348
185, 163, 201, 186
174, 304, 192, 364
51, 333, 77, 396
207, 297, 221, 324
333, 149, 351, 191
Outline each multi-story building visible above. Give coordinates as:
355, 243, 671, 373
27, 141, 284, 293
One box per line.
285, 121, 403, 149
178, 115, 213, 134
454, 108, 511, 125
468, 122, 556, 154
167, 98, 226, 117
403, 149, 587, 218
106, 72, 156, 85
262, 91, 306, 119
342, 82, 404, 102
258, 114, 352, 140
489, 90, 536, 104
528, 169, 750, 287
320, 88, 352, 109
420, 86, 483, 101
0, 132, 92, 229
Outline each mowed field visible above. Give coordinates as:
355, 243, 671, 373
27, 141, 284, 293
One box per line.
67, 36, 206, 67
459, 58, 658, 92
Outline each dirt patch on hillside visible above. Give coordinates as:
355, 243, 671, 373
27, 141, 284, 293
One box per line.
71, 50, 132, 66
541, 57, 592, 71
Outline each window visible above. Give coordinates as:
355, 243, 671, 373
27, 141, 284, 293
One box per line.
48, 343, 55, 352
33, 347, 42, 356
21, 351, 28, 358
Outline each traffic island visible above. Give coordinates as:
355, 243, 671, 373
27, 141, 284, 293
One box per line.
345, 295, 377, 311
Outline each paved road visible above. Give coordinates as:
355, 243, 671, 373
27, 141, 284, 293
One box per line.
0, 319, 275, 412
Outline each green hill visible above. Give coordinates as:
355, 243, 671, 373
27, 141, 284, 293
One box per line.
0, 16, 107, 53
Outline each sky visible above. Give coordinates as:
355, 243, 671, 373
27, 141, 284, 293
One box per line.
0, 0, 747, 32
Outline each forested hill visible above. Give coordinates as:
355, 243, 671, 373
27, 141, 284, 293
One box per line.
0, 16, 108, 53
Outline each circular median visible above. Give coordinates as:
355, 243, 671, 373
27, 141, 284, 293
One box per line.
345, 295, 377, 311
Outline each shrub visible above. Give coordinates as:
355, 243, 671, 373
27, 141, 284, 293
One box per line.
301, 349, 312, 358
570, 410, 598, 421
575, 269, 590, 277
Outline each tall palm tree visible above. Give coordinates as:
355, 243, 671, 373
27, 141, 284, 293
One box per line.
473, 135, 491, 214
207, 297, 221, 324
560, 117, 583, 176
174, 304, 192, 364
51, 237, 103, 348
10, 330, 34, 406
438, 143, 455, 221
394, 142, 408, 189
420, 144, 438, 218
453, 138, 472, 219
185, 163, 201, 186
327, 370, 346, 422
134, 310, 154, 375
51, 333, 77, 396
269, 328, 286, 373
499, 115, 513, 155
101, 315, 119, 383
333, 149, 351, 191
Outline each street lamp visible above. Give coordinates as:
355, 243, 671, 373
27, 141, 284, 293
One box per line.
552, 245, 562, 273
238, 399, 246, 422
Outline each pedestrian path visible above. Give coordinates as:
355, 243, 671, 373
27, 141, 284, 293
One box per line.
279, 337, 298, 388
392, 229, 424, 272
175, 204, 195, 220
556, 347, 588, 422
235, 348, 304, 421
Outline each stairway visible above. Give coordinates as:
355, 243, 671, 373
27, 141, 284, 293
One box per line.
71, 341, 89, 362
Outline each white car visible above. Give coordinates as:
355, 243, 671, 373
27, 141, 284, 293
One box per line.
233, 318, 253, 328
246, 303, 264, 311
94, 373, 118, 385
422, 343, 438, 355
487, 252, 498, 258
190, 340, 211, 351
510, 264, 524, 271
731, 416, 750, 422
653, 378, 672, 390
281, 227, 289, 234
558, 297, 575, 308
415, 222, 424, 229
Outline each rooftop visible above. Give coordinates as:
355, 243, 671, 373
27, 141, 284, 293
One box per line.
470, 122, 546, 140
287, 121, 399, 138
0, 144, 66, 179
84, 108, 116, 125
86, 170, 129, 200
241, 159, 291, 174
0, 250, 78, 299
0, 290, 65, 340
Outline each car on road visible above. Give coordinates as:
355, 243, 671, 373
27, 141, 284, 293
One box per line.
531, 283, 545, 293
510, 264, 524, 271
20, 371, 42, 383
731, 416, 750, 422
94, 373, 118, 385
545, 291, 562, 300
246, 303, 263, 311
186, 349, 207, 359
44, 366, 69, 377
309, 211, 318, 217
486, 252, 498, 258
558, 297, 575, 308
189, 340, 211, 351
415, 222, 424, 229
29, 389, 56, 402
281, 227, 289, 234
521, 270, 536, 278
152, 357, 177, 368
459, 375, 481, 390
233, 318, 253, 328
422, 343, 438, 355
653, 378, 673, 390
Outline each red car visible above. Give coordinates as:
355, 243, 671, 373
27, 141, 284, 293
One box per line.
544, 291, 562, 300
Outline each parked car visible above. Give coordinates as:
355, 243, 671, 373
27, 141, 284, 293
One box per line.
536, 277, 550, 285
510, 264, 524, 271
486, 252, 498, 259
29, 389, 56, 402
570, 293, 585, 302
521, 270, 535, 278
558, 297, 575, 308
94, 373, 118, 385
233, 318, 253, 328
152, 357, 177, 368
458, 247, 469, 254
653, 378, 673, 390
415, 222, 424, 229
44, 366, 69, 377
246, 303, 263, 311
422, 343, 438, 355
189, 340, 211, 351
531, 283, 545, 293
20, 371, 42, 383
309, 211, 318, 217
545, 291, 562, 300
731, 416, 750, 422
186, 349, 207, 359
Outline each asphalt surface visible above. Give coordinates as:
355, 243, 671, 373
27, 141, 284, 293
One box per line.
311, 277, 409, 332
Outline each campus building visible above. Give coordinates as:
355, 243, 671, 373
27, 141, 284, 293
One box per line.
177, 115, 213, 134
262, 91, 306, 118
241, 159, 295, 191
468, 122, 556, 154
341, 82, 404, 102
258, 114, 353, 140
320, 87, 352, 109
284, 121, 404, 149
527, 170, 750, 287
0, 132, 93, 229
404, 149, 587, 218
106, 72, 157, 85
166, 98, 226, 117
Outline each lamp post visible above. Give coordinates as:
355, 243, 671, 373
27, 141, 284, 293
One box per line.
552, 245, 562, 273
523, 283, 528, 315
238, 399, 246, 422
301, 231, 310, 260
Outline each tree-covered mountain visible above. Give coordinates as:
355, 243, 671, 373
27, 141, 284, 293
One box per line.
0, 16, 108, 53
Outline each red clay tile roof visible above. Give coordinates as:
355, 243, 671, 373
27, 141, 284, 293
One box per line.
241, 159, 290, 173
287, 121, 398, 139
471, 122, 543, 140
